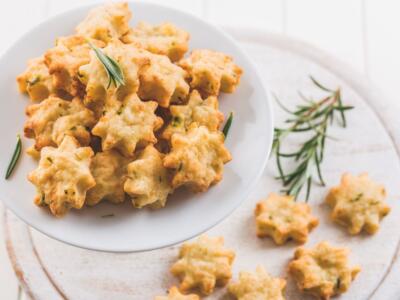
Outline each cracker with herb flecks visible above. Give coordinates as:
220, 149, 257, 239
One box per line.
255, 193, 319, 245
124, 145, 173, 208
24, 96, 96, 150
163, 124, 231, 192
92, 93, 163, 157
138, 52, 189, 108
326, 172, 390, 235
86, 150, 130, 206
289, 241, 360, 300
28, 136, 95, 217
228, 266, 286, 300
44, 35, 104, 97
171, 235, 235, 295
179, 49, 242, 96
123, 21, 189, 62
76, 2, 132, 43
78, 39, 149, 110
17, 57, 54, 101
162, 90, 224, 140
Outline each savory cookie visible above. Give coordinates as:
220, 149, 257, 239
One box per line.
326, 172, 390, 235
76, 2, 132, 43
228, 266, 286, 300
86, 150, 130, 206
124, 145, 173, 208
28, 136, 95, 217
154, 286, 200, 300
289, 241, 360, 300
254, 193, 319, 245
171, 235, 235, 295
44, 35, 103, 97
163, 125, 231, 192
123, 21, 189, 62
17, 56, 54, 101
78, 39, 149, 109
92, 93, 163, 157
24, 96, 96, 150
179, 49, 242, 96
138, 52, 189, 108
162, 90, 224, 140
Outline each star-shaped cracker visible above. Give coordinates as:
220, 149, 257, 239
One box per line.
44, 35, 104, 97
86, 150, 130, 206
162, 90, 224, 140
124, 145, 173, 208
78, 39, 149, 109
138, 52, 189, 108
163, 125, 231, 192
76, 2, 132, 43
326, 172, 390, 235
154, 286, 199, 300
289, 241, 360, 300
28, 136, 95, 217
24, 96, 96, 150
92, 93, 163, 157
171, 235, 235, 295
17, 56, 54, 101
179, 49, 242, 96
255, 193, 319, 245
228, 266, 286, 300
123, 21, 189, 62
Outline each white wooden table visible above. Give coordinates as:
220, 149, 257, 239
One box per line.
1, 0, 399, 298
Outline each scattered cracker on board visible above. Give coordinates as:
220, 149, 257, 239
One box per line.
255, 193, 319, 245
289, 241, 360, 299
326, 172, 390, 235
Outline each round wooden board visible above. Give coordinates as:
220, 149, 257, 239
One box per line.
4, 29, 400, 300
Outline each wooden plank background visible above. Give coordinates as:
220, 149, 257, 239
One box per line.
0, 0, 398, 298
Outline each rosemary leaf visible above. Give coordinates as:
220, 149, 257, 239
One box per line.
101, 213, 115, 218
273, 76, 353, 201
88, 42, 125, 88
275, 142, 286, 182
309, 75, 333, 92
5, 135, 22, 179
272, 93, 295, 115
314, 151, 325, 186
222, 112, 234, 138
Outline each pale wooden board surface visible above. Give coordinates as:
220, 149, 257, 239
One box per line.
2, 1, 400, 299
4, 31, 400, 300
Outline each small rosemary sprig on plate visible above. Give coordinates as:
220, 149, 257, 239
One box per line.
5, 135, 22, 179
88, 42, 125, 89
273, 76, 353, 201
222, 112, 233, 138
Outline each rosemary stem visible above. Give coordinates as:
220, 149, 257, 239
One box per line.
272, 76, 353, 201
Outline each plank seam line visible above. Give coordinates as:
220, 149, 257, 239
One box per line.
4, 211, 36, 300
28, 227, 68, 300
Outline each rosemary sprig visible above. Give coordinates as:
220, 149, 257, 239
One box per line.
273, 76, 353, 201
5, 135, 22, 179
223, 112, 233, 138
88, 42, 125, 89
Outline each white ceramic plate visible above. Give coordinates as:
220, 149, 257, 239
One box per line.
0, 1, 273, 252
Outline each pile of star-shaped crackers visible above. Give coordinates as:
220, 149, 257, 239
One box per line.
18, 2, 241, 217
